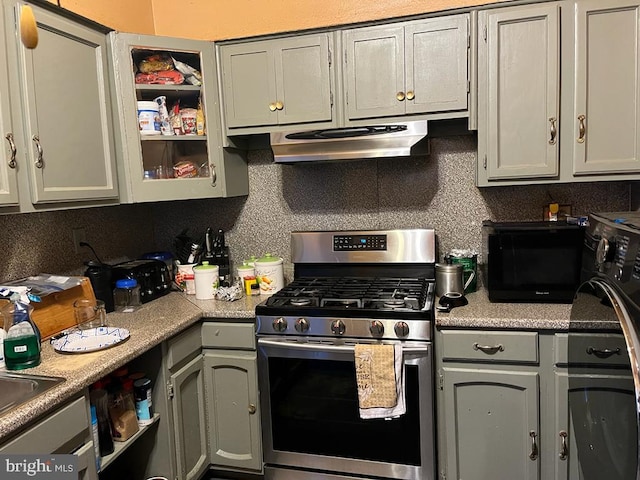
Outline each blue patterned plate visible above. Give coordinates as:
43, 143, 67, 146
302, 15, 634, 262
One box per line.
51, 327, 130, 353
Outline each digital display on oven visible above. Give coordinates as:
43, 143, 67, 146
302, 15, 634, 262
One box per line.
333, 234, 387, 251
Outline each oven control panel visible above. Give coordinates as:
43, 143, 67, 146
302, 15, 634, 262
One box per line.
333, 234, 387, 251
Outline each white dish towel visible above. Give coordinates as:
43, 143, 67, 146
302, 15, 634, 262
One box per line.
355, 343, 406, 420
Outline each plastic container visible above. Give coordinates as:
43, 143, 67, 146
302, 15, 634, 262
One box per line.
113, 279, 141, 313
193, 262, 219, 300
137, 101, 161, 135
255, 253, 285, 296
90, 405, 101, 471
134, 377, 154, 426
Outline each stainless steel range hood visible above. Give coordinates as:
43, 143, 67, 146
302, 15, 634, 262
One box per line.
270, 121, 429, 163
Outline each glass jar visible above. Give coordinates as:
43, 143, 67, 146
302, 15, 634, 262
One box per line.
113, 279, 141, 313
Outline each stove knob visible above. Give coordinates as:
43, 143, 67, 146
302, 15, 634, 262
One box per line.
272, 317, 288, 332
596, 237, 615, 266
295, 318, 310, 333
369, 320, 384, 337
331, 319, 346, 336
394, 321, 410, 338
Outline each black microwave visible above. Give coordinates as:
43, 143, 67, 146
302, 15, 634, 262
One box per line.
483, 221, 585, 303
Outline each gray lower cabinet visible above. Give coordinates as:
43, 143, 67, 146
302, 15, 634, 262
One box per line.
0, 0, 119, 212
438, 330, 541, 480
202, 321, 262, 473
218, 33, 334, 133
0, 395, 98, 480
477, 0, 640, 186
553, 333, 636, 480
343, 14, 469, 122
165, 323, 209, 480
437, 329, 636, 480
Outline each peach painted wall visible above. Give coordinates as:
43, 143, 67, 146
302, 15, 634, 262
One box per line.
54, 0, 509, 40
150, 0, 505, 40
58, 0, 155, 34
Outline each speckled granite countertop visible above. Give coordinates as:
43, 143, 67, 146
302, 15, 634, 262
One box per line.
436, 288, 621, 331
0, 292, 263, 443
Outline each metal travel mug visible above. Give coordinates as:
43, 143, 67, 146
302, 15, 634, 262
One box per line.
436, 263, 474, 297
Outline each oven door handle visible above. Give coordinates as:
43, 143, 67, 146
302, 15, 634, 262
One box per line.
257, 338, 430, 354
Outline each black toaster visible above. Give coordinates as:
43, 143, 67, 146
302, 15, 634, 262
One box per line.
111, 259, 171, 304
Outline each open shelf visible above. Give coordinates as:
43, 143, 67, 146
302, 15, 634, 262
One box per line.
98, 413, 160, 472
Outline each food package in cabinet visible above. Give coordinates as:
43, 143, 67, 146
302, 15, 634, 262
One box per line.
135, 70, 184, 85
172, 56, 202, 86
138, 53, 174, 73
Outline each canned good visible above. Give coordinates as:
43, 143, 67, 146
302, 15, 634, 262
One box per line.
445, 249, 478, 294
134, 377, 153, 426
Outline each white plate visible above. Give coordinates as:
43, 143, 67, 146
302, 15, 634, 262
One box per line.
51, 327, 130, 353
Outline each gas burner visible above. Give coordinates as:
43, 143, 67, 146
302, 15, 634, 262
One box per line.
320, 298, 364, 308
384, 299, 407, 308
290, 298, 312, 307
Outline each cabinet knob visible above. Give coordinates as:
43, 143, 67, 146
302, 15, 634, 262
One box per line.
269, 102, 277, 112
275, 101, 284, 111
248, 403, 257, 414
558, 430, 568, 460
396, 92, 406, 101
548, 117, 557, 145
529, 431, 538, 460
406, 91, 415, 100
32, 135, 43, 168
5, 133, 16, 169
577, 114, 586, 143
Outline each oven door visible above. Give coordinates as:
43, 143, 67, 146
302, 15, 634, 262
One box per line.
257, 337, 435, 480
568, 279, 640, 480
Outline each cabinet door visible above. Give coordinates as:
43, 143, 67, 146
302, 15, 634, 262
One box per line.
479, 4, 560, 181
572, 0, 640, 175
442, 367, 540, 480
275, 34, 332, 125
555, 371, 637, 480
14, 3, 118, 203
0, 2, 18, 207
344, 25, 405, 120
405, 15, 469, 114
170, 355, 209, 480
220, 40, 277, 128
75, 441, 99, 480
110, 33, 236, 203
203, 351, 262, 472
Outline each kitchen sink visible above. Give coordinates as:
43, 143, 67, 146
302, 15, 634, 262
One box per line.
0, 372, 64, 415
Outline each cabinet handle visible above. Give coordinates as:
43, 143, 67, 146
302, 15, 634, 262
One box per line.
548, 117, 557, 145
396, 91, 406, 101
275, 101, 284, 111
473, 342, 504, 354
406, 91, 415, 100
248, 403, 257, 414
32, 135, 43, 168
269, 102, 277, 112
559, 430, 568, 460
577, 115, 586, 143
586, 346, 620, 358
210, 163, 217, 187
529, 431, 538, 460
5, 133, 16, 168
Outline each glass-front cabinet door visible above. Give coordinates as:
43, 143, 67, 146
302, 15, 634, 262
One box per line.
109, 33, 247, 203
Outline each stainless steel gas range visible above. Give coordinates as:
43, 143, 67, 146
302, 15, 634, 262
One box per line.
255, 229, 437, 480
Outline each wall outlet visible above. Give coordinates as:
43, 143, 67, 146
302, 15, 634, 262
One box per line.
72, 228, 86, 254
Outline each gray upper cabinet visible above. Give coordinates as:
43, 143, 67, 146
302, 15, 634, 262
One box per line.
569, 0, 640, 176
478, 0, 640, 186
343, 15, 469, 122
109, 33, 248, 203
1, 0, 119, 212
219, 33, 333, 132
0, 8, 18, 208
477, 4, 560, 184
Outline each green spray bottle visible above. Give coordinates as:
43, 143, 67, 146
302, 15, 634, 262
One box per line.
1, 293, 41, 370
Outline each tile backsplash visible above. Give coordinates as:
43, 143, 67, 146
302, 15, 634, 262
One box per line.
0, 135, 631, 282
